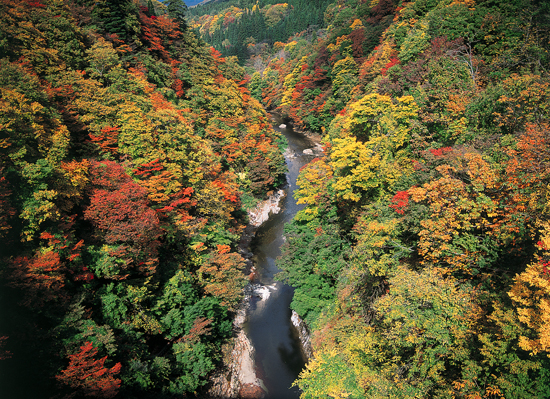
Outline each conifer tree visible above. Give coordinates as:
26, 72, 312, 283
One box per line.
166, 0, 188, 30
147, 0, 156, 16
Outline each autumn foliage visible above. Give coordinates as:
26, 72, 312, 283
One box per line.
263, 0, 550, 397
0, 0, 285, 396
3, 0, 550, 397
56, 341, 121, 398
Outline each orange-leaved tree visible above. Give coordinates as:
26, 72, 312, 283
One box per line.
56, 341, 121, 398
197, 244, 248, 311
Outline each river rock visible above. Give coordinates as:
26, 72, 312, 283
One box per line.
279, 123, 286, 129
291, 310, 313, 359
284, 147, 296, 159
247, 189, 285, 227
303, 148, 313, 155
239, 383, 267, 399
206, 327, 265, 398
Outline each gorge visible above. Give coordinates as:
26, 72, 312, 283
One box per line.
242, 117, 321, 398
3, 1, 550, 398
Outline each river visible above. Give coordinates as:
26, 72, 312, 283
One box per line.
242, 116, 321, 399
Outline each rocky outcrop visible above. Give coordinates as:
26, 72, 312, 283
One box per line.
247, 189, 286, 227
232, 329, 265, 398
239, 383, 266, 399
206, 305, 267, 398
291, 310, 313, 359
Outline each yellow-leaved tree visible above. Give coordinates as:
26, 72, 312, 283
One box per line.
296, 266, 480, 398
509, 222, 550, 356
295, 157, 333, 221
408, 151, 502, 274
328, 93, 418, 202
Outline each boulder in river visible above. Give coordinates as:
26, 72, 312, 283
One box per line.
279, 124, 286, 129
239, 383, 266, 399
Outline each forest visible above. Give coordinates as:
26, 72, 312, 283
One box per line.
187, 0, 333, 62
230, 0, 550, 397
0, 0, 286, 397
3, 0, 550, 398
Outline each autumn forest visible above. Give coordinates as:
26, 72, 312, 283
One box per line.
1, 0, 550, 398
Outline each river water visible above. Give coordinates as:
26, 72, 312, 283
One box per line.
242, 117, 321, 399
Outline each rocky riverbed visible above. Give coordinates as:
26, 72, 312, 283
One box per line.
206, 119, 321, 398
206, 191, 287, 399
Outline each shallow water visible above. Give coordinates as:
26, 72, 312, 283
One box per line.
242, 117, 320, 399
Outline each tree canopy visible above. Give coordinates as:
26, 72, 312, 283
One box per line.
0, 0, 285, 396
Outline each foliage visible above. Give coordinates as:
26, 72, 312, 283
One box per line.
188, 0, 332, 63
56, 341, 121, 398
3, 0, 550, 397
0, 0, 286, 396
197, 244, 248, 311
509, 227, 550, 356
263, 0, 550, 397
277, 220, 350, 326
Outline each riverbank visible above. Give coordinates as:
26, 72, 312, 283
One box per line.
206, 118, 322, 399
206, 189, 286, 399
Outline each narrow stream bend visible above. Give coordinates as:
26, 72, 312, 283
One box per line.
242, 116, 322, 399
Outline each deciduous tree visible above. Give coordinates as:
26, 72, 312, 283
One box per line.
56, 341, 121, 398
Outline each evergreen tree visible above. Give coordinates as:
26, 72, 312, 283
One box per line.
147, 0, 156, 16
166, 0, 188, 30
93, 0, 140, 42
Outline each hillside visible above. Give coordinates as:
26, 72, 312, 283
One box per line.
0, 0, 285, 397
242, 0, 550, 397
188, 0, 332, 62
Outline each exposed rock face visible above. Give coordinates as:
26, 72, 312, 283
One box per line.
206, 306, 267, 398
247, 189, 286, 227
291, 310, 313, 359
239, 383, 267, 399
232, 329, 264, 394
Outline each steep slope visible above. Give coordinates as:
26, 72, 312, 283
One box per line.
188, 0, 332, 62
0, 0, 285, 397
248, 0, 550, 397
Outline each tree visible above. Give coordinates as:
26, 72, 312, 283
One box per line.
0, 169, 15, 240
56, 341, 121, 398
0, 0, 291, 396
84, 161, 163, 276
509, 226, 550, 356
297, 266, 480, 398
85, 38, 120, 81
327, 93, 418, 203
9, 249, 67, 308
93, 0, 140, 43
197, 244, 247, 311
277, 221, 349, 325
407, 150, 508, 275
295, 157, 333, 221
85, 163, 161, 245
165, 0, 188, 30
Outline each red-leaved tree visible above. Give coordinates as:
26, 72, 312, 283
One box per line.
84, 161, 163, 276
56, 341, 121, 398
